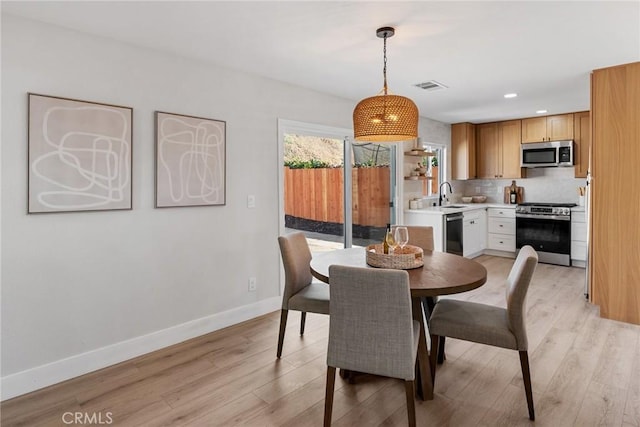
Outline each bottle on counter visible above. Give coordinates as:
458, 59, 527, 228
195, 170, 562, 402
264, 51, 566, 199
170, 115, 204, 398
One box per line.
509, 180, 518, 204
383, 224, 396, 254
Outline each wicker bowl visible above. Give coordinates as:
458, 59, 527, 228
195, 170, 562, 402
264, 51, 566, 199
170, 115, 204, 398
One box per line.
366, 244, 424, 269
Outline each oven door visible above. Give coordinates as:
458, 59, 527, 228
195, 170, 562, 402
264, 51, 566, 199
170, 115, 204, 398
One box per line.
516, 214, 571, 265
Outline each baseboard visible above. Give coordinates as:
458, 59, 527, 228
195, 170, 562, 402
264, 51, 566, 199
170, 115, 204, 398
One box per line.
483, 249, 516, 258
1, 296, 281, 401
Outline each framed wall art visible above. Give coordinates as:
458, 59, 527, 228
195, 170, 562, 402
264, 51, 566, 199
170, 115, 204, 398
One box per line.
155, 111, 226, 207
28, 93, 133, 213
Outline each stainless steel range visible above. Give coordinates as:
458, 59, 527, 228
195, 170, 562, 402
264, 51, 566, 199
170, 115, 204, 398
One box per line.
515, 202, 576, 266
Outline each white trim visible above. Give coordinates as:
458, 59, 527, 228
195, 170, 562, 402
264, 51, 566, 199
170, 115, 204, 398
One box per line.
0, 297, 281, 401
343, 137, 353, 248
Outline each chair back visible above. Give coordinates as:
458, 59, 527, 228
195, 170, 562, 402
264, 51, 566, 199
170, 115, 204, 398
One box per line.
392, 225, 434, 251
505, 245, 539, 350
327, 265, 415, 380
278, 232, 313, 309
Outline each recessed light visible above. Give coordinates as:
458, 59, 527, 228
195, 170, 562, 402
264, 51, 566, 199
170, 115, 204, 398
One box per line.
536, 110, 548, 114
504, 93, 518, 99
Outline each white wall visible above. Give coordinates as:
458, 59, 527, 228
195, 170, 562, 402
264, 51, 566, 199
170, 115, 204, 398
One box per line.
1, 14, 448, 398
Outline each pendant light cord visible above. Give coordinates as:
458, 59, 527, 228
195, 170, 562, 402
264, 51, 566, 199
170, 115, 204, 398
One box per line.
382, 34, 388, 95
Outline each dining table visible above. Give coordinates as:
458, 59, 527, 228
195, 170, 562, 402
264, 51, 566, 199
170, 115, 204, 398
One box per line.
310, 246, 488, 401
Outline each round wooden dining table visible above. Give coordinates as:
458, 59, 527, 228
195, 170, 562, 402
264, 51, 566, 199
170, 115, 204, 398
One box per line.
310, 247, 488, 401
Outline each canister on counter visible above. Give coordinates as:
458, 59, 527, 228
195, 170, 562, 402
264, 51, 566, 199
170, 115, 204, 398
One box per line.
409, 198, 423, 209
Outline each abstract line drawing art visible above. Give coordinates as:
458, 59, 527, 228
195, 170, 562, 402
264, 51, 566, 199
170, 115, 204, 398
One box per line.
28, 93, 133, 213
155, 111, 226, 207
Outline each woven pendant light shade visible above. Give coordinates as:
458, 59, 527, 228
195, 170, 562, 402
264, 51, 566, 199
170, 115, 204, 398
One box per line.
353, 93, 419, 142
353, 26, 419, 143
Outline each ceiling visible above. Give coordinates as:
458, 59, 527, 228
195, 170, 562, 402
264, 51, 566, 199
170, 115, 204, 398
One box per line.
3, 1, 639, 124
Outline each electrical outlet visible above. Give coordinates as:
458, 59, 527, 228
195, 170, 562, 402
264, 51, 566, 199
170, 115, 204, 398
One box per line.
248, 277, 257, 291
475, 186, 481, 194
247, 195, 256, 208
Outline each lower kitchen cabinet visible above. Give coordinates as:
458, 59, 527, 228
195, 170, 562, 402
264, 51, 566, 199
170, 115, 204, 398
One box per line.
463, 209, 486, 258
571, 210, 587, 267
486, 207, 516, 254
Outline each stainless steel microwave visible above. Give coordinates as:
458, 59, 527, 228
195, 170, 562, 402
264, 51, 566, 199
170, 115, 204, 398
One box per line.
520, 140, 573, 168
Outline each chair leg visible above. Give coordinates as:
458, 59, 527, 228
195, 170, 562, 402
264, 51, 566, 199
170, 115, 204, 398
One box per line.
429, 334, 440, 385
324, 366, 337, 427
519, 350, 535, 421
437, 336, 446, 364
300, 311, 307, 335
424, 297, 436, 325
276, 309, 288, 358
404, 380, 416, 427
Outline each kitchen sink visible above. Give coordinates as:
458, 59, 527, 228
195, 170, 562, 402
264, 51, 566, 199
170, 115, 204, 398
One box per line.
441, 205, 466, 209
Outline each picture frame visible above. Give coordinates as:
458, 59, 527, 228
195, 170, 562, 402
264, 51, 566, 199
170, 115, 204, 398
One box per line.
155, 111, 226, 208
28, 93, 133, 213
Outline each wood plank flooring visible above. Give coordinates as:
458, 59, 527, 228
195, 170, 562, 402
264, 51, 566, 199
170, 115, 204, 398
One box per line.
2, 255, 639, 426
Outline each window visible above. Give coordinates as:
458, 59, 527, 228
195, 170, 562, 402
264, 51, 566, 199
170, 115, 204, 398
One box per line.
423, 145, 443, 198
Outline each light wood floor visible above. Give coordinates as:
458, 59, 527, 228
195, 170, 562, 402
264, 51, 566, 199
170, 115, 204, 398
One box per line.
2, 255, 639, 426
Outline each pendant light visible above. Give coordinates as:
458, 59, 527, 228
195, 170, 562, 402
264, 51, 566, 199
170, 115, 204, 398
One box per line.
353, 27, 419, 142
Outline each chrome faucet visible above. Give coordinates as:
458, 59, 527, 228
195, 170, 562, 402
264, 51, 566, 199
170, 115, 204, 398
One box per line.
439, 181, 453, 206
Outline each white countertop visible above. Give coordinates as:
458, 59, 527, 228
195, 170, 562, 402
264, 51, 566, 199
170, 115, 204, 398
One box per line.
404, 203, 516, 215
571, 206, 585, 212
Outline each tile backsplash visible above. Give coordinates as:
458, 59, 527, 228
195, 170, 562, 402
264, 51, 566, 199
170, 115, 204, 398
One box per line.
451, 167, 587, 204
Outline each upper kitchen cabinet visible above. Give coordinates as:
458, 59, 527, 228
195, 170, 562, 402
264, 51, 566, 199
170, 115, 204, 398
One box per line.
477, 120, 524, 179
521, 114, 574, 143
451, 123, 476, 180
573, 111, 590, 178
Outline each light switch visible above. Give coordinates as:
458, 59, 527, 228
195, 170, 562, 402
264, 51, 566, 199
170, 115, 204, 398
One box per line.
247, 195, 256, 208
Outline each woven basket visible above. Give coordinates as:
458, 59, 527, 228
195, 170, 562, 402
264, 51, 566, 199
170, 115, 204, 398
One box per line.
365, 244, 424, 270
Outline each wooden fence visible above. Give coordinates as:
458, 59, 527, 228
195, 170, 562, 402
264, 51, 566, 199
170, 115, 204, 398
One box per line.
284, 167, 390, 227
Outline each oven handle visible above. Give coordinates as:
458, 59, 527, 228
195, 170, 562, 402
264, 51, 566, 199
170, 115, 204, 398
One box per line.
516, 213, 571, 221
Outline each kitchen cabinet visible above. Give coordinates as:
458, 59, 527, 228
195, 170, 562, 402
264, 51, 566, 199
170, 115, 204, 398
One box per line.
570, 210, 587, 267
451, 123, 476, 180
476, 120, 524, 179
521, 114, 574, 143
486, 207, 516, 254
573, 111, 590, 178
463, 209, 486, 258
590, 61, 640, 325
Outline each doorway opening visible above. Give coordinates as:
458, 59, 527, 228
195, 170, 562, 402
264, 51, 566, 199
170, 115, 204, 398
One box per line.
278, 120, 396, 256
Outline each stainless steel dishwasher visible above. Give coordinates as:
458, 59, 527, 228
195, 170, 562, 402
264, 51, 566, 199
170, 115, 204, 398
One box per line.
444, 213, 464, 256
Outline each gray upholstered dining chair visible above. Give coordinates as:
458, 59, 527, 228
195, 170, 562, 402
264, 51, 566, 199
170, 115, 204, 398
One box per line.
276, 232, 330, 358
429, 245, 538, 421
324, 265, 419, 427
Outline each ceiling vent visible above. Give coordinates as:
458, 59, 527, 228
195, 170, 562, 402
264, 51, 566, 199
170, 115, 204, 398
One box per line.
414, 80, 448, 91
